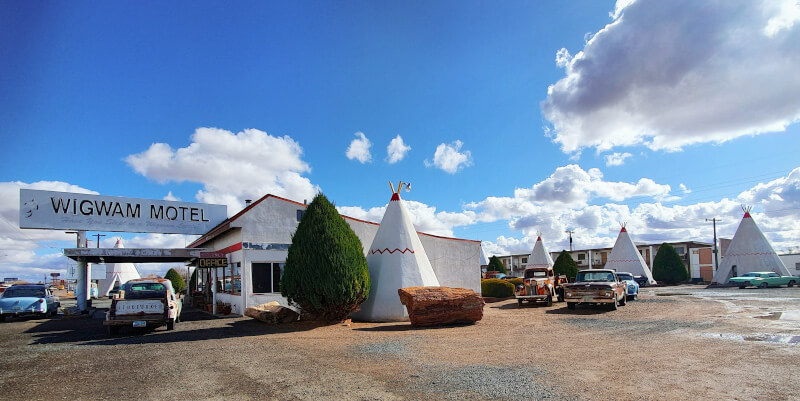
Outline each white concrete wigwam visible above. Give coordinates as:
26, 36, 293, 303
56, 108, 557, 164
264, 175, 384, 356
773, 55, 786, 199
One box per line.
605, 224, 657, 285
351, 181, 440, 322
525, 232, 554, 268
711, 206, 791, 284
97, 237, 141, 296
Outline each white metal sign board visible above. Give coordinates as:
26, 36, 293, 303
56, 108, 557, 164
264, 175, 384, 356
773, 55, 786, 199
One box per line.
20, 189, 227, 234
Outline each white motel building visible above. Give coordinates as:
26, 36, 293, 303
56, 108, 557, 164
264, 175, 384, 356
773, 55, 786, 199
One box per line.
187, 194, 482, 316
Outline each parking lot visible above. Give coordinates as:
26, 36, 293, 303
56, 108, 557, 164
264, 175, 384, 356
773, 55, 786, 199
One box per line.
1, 285, 799, 401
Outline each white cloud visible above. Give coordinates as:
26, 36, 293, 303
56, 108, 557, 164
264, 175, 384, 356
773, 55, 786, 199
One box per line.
424, 140, 473, 174
386, 135, 411, 164
604, 152, 632, 166
679, 183, 691, 194
345, 132, 372, 163
126, 127, 318, 213
542, 0, 800, 154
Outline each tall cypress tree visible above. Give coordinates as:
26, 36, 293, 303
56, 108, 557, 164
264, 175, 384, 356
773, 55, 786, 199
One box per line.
280, 193, 370, 322
165, 268, 186, 294
652, 243, 688, 283
487, 255, 506, 274
553, 250, 578, 280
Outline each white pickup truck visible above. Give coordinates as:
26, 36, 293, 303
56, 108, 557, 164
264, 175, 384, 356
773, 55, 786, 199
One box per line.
103, 278, 182, 335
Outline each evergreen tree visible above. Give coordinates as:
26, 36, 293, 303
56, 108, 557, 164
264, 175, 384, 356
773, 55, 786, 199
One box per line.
165, 268, 186, 294
652, 243, 688, 283
280, 193, 370, 322
189, 268, 197, 293
553, 250, 578, 280
487, 256, 506, 274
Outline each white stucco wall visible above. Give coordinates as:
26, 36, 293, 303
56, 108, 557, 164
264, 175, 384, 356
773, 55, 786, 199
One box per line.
779, 254, 800, 274
198, 195, 481, 315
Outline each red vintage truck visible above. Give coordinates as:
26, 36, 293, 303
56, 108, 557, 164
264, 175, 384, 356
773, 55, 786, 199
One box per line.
563, 269, 627, 310
514, 266, 568, 307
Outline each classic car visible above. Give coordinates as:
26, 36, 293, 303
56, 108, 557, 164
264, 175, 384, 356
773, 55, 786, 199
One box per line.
514, 266, 568, 307
104, 278, 182, 335
616, 272, 640, 301
563, 269, 627, 310
0, 284, 60, 321
728, 272, 798, 289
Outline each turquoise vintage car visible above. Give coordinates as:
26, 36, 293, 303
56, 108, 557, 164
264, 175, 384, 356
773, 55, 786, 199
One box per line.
728, 272, 798, 289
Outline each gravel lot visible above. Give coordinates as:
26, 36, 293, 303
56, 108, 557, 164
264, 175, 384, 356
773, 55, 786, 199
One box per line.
1, 285, 799, 401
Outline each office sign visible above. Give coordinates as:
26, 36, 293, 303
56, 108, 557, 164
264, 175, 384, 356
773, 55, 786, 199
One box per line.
20, 189, 227, 234
199, 252, 228, 268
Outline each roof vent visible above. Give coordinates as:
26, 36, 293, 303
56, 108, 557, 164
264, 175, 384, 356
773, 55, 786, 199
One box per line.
245, 199, 252, 207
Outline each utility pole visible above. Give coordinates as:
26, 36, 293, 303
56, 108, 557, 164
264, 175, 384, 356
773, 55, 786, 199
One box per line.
92, 233, 106, 248
565, 230, 575, 251
705, 218, 721, 272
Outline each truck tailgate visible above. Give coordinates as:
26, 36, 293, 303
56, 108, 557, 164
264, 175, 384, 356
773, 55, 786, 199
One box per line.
115, 299, 164, 315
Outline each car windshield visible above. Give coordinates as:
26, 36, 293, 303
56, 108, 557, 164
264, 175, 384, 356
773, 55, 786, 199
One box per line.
576, 272, 615, 282
524, 270, 547, 278
3, 288, 45, 298
617, 274, 633, 281
128, 283, 166, 292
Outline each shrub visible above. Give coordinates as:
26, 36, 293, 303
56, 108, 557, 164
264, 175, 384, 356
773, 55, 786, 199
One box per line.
280, 193, 370, 322
487, 255, 506, 274
553, 250, 578, 280
165, 268, 186, 294
652, 243, 688, 283
481, 279, 514, 298
508, 277, 523, 286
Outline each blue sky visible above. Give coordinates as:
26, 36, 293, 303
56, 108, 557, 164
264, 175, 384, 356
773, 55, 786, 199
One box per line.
2, 0, 799, 281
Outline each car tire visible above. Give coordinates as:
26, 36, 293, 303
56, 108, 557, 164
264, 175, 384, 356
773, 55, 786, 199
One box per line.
545, 295, 553, 307
107, 325, 120, 336
789, 280, 796, 288
619, 294, 627, 306
166, 318, 175, 331
517, 299, 523, 307
0, 315, 5, 322
567, 302, 576, 310
759, 282, 768, 289
738, 285, 746, 289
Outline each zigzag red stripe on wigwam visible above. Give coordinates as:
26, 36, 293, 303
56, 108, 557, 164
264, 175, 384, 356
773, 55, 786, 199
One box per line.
369, 248, 415, 255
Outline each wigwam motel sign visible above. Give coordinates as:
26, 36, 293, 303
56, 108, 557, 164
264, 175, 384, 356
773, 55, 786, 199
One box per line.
20, 189, 227, 235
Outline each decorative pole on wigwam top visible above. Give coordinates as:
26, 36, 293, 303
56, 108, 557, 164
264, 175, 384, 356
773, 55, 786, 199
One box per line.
389, 180, 411, 200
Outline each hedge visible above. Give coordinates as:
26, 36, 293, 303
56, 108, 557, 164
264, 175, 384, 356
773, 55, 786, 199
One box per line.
481, 278, 514, 298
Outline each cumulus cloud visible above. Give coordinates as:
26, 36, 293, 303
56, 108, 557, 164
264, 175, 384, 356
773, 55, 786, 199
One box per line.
679, 183, 691, 194
345, 132, 372, 163
424, 140, 473, 174
386, 135, 411, 164
604, 152, 632, 166
126, 127, 318, 213
542, 0, 800, 154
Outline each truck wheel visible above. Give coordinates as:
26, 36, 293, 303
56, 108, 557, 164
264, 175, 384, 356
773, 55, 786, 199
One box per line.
545, 295, 553, 307
619, 294, 627, 306
166, 318, 175, 331
759, 282, 768, 289
106, 325, 120, 336
567, 302, 576, 310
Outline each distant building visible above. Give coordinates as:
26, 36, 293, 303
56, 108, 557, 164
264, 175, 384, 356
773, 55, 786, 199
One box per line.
495, 240, 716, 281
779, 253, 800, 275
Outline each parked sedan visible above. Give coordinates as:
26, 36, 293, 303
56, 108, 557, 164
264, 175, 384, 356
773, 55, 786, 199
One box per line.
616, 272, 640, 301
728, 272, 798, 289
0, 284, 60, 321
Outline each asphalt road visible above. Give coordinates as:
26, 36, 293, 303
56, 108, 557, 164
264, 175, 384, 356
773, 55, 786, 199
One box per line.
1, 285, 799, 400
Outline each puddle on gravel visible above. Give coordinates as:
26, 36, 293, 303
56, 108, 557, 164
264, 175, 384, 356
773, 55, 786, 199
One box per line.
703, 332, 800, 345
754, 310, 800, 321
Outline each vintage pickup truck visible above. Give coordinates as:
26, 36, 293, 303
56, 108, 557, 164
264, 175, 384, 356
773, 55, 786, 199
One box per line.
563, 269, 626, 310
104, 278, 182, 335
514, 266, 568, 307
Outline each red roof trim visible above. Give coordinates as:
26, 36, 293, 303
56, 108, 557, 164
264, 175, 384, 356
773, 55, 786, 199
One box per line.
189, 193, 481, 247
216, 242, 242, 254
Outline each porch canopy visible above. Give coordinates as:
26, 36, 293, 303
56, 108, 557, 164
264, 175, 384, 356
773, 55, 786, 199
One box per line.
63, 247, 210, 264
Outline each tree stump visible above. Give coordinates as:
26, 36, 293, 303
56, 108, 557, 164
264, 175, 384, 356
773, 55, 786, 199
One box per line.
397, 287, 484, 327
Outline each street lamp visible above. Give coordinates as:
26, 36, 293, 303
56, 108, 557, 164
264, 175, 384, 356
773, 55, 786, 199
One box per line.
565, 230, 575, 251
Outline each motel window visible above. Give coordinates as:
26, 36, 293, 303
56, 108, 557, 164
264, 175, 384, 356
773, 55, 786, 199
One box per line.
215, 267, 224, 292
578, 254, 586, 260
252, 262, 285, 294
675, 246, 686, 255
296, 210, 305, 222
231, 263, 241, 295
795, 262, 799, 271
522, 257, 528, 264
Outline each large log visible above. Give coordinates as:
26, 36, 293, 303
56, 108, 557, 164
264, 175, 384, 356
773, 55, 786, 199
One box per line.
245, 302, 299, 324
397, 287, 485, 327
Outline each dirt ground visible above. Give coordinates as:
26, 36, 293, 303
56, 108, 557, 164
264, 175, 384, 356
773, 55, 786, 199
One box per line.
1, 285, 799, 401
